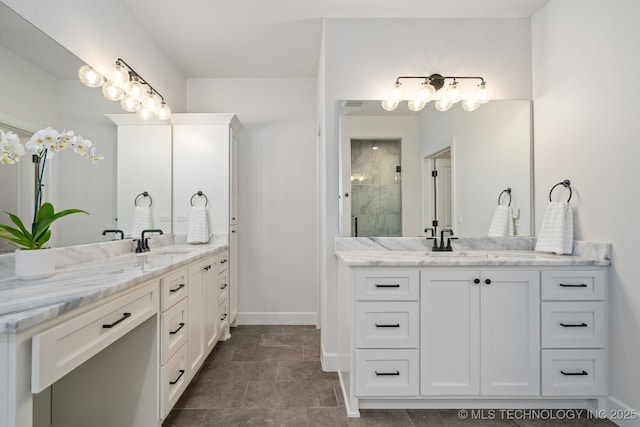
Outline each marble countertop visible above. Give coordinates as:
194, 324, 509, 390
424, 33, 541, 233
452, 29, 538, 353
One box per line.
335, 237, 611, 268
0, 241, 227, 334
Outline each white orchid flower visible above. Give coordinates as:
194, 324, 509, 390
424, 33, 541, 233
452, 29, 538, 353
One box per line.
26, 127, 60, 154
0, 130, 25, 164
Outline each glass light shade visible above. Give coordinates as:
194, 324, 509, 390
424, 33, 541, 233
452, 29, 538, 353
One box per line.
78, 65, 105, 88
110, 63, 130, 86
381, 99, 399, 111
420, 82, 436, 102
142, 92, 161, 110
125, 77, 144, 99
446, 81, 461, 104
434, 98, 453, 112
136, 107, 154, 120
101, 81, 124, 101
155, 102, 172, 120
476, 81, 489, 104
121, 95, 141, 112
408, 98, 426, 112
461, 98, 480, 112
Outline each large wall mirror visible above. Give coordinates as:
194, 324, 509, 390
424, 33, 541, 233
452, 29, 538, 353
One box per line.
0, 3, 171, 251
339, 99, 533, 238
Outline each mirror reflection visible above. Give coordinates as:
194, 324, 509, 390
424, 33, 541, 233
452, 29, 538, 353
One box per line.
339, 99, 532, 237
0, 3, 122, 251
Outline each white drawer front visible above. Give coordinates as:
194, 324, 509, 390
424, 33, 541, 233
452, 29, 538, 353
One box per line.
355, 302, 419, 349
542, 349, 605, 396
219, 299, 230, 331
355, 270, 419, 301
160, 268, 188, 311
541, 271, 604, 301
161, 343, 188, 419
542, 302, 604, 349
161, 298, 188, 365
32, 281, 158, 393
218, 269, 229, 303
355, 349, 419, 396
218, 251, 229, 273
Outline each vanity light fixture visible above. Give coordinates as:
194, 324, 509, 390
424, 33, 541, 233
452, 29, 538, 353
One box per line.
78, 58, 171, 120
382, 74, 489, 112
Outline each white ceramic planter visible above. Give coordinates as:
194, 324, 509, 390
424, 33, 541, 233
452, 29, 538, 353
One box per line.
15, 248, 55, 280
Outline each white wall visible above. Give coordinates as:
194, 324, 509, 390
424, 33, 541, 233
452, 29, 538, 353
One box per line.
187, 78, 319, 325
533, 0, 640, 421
320, 17, 533, 367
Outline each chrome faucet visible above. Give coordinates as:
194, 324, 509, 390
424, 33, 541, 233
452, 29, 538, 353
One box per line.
102, 229, 124, 240
136, 229, 164, 252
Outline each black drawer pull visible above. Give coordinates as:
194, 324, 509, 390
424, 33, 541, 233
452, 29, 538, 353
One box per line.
560, 322, 588, 327
220, 284, 228, 290
375, 323, 400, 328
375, 370, 400, 376
102, 312, 131, 329
375, 284, 400, 288
559, 283, 588, 287
170, 322, 185, 335
170, 369, 185, 385
220, 313, 228, 321
220, 259, 228, 264
561, 370, 588, 376
169, 283, 185, 293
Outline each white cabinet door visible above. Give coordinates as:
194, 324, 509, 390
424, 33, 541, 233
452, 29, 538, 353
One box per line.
230, 129, 239, 226
229, 225, 239, 324
187, 260, 204, 378
480, 270, 540, 396
203, 257, 219, 353
420, 270, 480, 395
421, 269, 540, 397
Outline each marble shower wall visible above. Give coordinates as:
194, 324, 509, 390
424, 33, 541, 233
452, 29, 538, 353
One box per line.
350, 139, 401, 237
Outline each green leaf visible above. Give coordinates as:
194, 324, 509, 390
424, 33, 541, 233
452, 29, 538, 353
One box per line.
5, 212, 29, 237
33, 207, 87, 241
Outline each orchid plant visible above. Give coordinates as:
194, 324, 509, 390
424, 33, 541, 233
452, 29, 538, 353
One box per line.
0, 127, 103, 250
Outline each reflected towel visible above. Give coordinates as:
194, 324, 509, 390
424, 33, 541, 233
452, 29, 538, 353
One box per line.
535, 201, 573, 254
187, 205, 210, 244
488, 205, 515, 237
131, 206, 152, 238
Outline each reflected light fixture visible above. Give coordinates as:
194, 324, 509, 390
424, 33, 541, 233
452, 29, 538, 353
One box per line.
382, 74, 489, 112
79, 58, 172, 120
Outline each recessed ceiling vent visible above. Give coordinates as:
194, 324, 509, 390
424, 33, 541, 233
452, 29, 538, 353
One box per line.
343, 100, 365, 108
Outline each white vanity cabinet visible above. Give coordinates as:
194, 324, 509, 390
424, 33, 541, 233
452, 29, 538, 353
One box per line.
540, 270, 606, 397
421, 270, 540, 396
337, 259, 608, 418
187, 256, 218, 379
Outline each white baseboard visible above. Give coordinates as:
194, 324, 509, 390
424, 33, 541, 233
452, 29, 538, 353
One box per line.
606, 396, 640, 427
237, 312, 317, 325
321, 343, 338, 372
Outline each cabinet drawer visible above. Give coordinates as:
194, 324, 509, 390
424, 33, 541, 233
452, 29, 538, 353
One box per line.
355, 302, 419, 348
161, 298, 188, 365
542, 302, 605, 349
218, 269, 229, 303
541, 271, 604, 301
542, 349, 605, 396
160, 343, 188, 419
355, 349, 419, 397
219, 299, 230, 331
32, 281, 158, 393
355, 270, 419, 301
161, 268, 188, 311
218, 250, 229, 273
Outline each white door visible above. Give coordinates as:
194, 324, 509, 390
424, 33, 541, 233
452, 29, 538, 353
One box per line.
434, 158, 452, 229
420, 270, 480, 395
480, 270, 540, 395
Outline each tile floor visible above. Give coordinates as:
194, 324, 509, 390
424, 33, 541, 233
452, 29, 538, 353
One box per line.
163, 325, 615, 426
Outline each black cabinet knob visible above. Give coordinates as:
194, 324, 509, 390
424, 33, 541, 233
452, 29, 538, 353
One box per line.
485, 279, 492, 285
474, 278, 480, 284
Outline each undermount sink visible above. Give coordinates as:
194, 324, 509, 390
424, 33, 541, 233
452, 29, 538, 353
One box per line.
425, 251, 489, 258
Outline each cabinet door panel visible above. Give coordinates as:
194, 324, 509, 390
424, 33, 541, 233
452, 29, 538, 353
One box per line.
420, 270, 480, 395
480, 270, 540, 396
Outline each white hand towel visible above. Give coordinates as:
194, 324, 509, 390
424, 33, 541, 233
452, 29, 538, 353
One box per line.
131, 206, 152, 238
488, 205, 515, 237
187, 205, 210, 244
535, 201, 574, 254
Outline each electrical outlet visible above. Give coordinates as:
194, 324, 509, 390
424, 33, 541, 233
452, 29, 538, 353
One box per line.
176, 214, 188, 222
